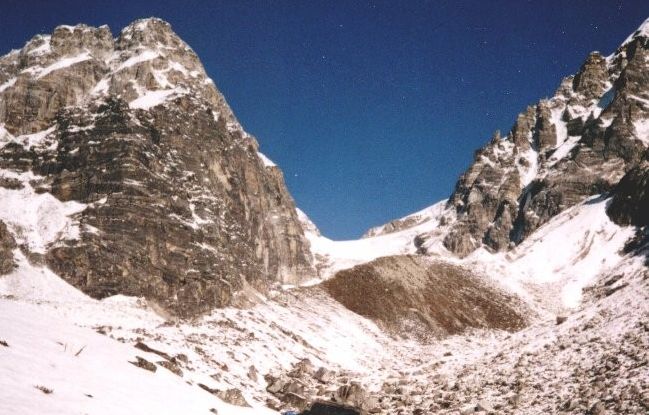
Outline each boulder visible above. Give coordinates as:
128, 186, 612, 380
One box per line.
0, 221, 16, 274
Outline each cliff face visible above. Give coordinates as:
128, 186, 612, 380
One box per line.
412, 19, 649, 257
607, 155, 649, 227
0, 18, 314, 316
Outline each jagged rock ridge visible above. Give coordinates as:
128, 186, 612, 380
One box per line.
0, 18, 314, 316
406, 18, 649, 257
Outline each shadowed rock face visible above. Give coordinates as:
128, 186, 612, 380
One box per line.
301, 401, 364, 415
0, 221, 16, 275
431, 32, 649, 258
607, 157, 649, 227
323, 255, 528, 341
0, 18, 314, 316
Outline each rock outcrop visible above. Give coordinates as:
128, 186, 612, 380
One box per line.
0, 221, 16, 274
607, 157, 649, 227
0, 18, 314, 315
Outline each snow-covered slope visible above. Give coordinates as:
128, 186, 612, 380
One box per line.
0, 299, 276, 415
361, 199, 449, 238
302, 199, 455, 277
0, 248, 398, 413
463, 195, 635, 312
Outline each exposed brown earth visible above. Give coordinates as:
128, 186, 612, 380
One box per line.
323, 255, 528, 341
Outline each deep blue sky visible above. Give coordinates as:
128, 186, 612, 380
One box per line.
1, 1, 648, 239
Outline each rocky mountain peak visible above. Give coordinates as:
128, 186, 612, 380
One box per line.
51, 24, 114, 58
0, 18, 240, 136
620, 16, 649, 48
117, 18, 179, 47
403, 17, 649, 257
572, 52, 608, 100
0, 18, 315, 316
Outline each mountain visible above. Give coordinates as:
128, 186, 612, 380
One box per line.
366, 17, 649, 258
1, 16, 649, 415
0, 18, 314, 316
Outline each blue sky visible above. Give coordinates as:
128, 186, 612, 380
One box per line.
2, 1, 649, 239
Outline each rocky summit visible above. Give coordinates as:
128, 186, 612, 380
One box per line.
404, 21, 649, 257
1, 15, 649, 415
0, 18, 313, 316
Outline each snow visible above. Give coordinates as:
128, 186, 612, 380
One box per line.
0, 126, 59, 152
363, 199, 448, 237
305, 200, 450, 276
0, 139, 641, 414
0, 251, 88, 303
296, 208, 320, 236
633, 118, 649, 146
547, 135, 581, 167
189, 203, 211, 228
257, 152, 276, 167
0, 170, 86, 253
465, 195, 634, 311
56, 25, 76, 32
0, 298, 276, 415
90, 78, 110, 95
168, 61, 190, 75
566, 103, 591, 121
12, 126, 57, 149
0, 246, 392, 412
550, 104, 568, 147
2, 215, 643, 414
599, 116, 614, 129
151, 68, 172, 88
620, 17, 649, 47
26, 36, 51, 55
628, 94, 649, 107
0, 125, 13, 142
0, 77, 16, 93
305, 193, 633, 313
129, 89, 180, 110
0, 17, 646, 413
33, 52, 92, 79
517, 147, 539, 186
115, 50, 159, 71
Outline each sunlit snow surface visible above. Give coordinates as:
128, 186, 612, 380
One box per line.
305, 199, 449, 276
129, 88, 182, 109
464, 196, 635, 311
0, 298, 276, 415
0, 168, 86, 254
257, 151, 277, 167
